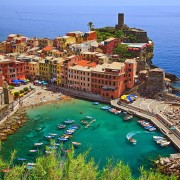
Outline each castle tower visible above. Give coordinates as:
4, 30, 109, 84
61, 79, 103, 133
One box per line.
115, 13, 124, 29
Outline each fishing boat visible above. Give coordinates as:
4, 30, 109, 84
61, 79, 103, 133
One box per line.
123, 114, 133, 121
86, 116, 92, 119
137, 120, 146, 123
34, 142, 43, 146
72, 141, 81, 146
92, 102, 99, 105
17, 158, 26, 161
29, 150, 38, 153
64, 131, 73, 135
160, 141, 171, 147
127, 138, 137, 144
101, 106, 111, 110
57, 124, 66, 129
64, 119, 75, 124
148, 127, 156, 131
156, 139, 167, 144
144, 126, 154, 130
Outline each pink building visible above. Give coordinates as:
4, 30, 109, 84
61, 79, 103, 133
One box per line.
99, 38, 120, 54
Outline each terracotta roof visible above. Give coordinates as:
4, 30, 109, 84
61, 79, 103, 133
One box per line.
77, 60, 96, 67
42, 46, 53, 51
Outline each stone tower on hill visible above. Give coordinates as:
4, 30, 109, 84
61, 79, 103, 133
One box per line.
115, 13, 124, 29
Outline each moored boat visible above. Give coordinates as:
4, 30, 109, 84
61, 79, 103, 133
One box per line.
58, 137, 68, 141
64, 119, 75, 124
86, 116, 92, 119
101, 106, 111, 110
156, 139, 167, 144
92, 102, 99, 105
123, 114, 133, 121
144, 125, 154, 130
81, 120, 88, 124
34, 142, 43, 146
153, 136, 164, 140
44, 135, 55, 139
160, 141, 170, 147
57, 124, 66, 129
29, 150, 38, 153
148, 127, 156, 131
49, 133, 57, 136
72, 141, 81, 146
17, 158, 26, 161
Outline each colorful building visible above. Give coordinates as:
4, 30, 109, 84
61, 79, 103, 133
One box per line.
68, 60, 96, 91
66, 31, 84, 43
99, 38, 120, 54
38, 38, 53, 48
83, 31, 97, 41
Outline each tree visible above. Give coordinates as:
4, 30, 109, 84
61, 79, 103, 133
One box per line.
87, 22, 94, 31
19, 90, 24, 94
113, 44, 132, 58
23, 87, 29, 92
14, 92, 19, 98
115, 30, 124, 39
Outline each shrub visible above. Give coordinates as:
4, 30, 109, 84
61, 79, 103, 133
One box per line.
14, 92, 19, 97
23, 87, 29, 92
9, 86, 14, 90
19, 90, 24, 94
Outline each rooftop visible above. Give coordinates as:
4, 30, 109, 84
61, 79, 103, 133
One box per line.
125, 59, 137, 64
42, 46, 53, 51
122, 43, 147, 48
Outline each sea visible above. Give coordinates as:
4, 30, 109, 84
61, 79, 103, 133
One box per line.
1, 99, 178, 177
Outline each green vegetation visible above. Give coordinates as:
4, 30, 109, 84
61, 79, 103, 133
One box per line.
8, 86, 14, 90
19, 90, 24, 94
113, 44, 132, 58
13, 92, 19, 98
23, 87, 29, 92
0, 146, 177, 180
87, 22, 94, 31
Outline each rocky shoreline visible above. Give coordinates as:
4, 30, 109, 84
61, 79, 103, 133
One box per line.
0, 109, 28, 141
155, 155, 180, 178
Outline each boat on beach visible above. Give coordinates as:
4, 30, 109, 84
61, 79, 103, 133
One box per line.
123, 114, 133, 120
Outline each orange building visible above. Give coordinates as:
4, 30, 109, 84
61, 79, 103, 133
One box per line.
83, 31, 97, 41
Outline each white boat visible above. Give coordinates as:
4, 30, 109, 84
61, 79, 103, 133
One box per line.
45, 151, 53, 154
29, 150, 38, 153
34, 142, 43, 146
123, 114, 133, 121
49, 133, 58, 136
148, 127, 156, 131
72, 141, 81, 146
92, 102, 99, 105
160, 141, 170, 147
153, 136, 164, 140
86, 116, 92, 119
127, 138, 136, 144
156, 139, 167, 144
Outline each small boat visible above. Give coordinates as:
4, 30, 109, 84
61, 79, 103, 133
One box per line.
128, 138, 136, 144
29, 150, 38, 153
17, 158, 26, 161
144, 126, 154, 130
62, 134, 72, 138
67, 129, 75, 133
81, 120, 88, 124
58, 137, 68, 141
160, 141, 170, 147
48, 146, 57, 150
49, 133, 58, 136
57, 124, 66, 129
34, 142, 43, 146
45, 135, 55, 139
114, 110, 121, 114
92, 102, 99, 105
156, 139, 167, 144
64, 131, 73, 135
148, 127, 156, 131
153, 136, 164, 140
122, 111, 127, 114
101, 106, 111, 110
45, 151, 53, 154
27, 163, 36, 166
72, 141, 81, 146
86, 116, 92, 119
64, 119, 75, 124
123, 114, 133, 121
137, 120, 145, 123
69, 125, 79, 130
108, 108, 116, 113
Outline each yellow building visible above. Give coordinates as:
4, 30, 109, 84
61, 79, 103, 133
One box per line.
39, 58, 51, 81
29, 61, 39, 78
56, 36, 76, 50
0, 41, 6, 53
13, 43, 28, 54
38, 38, 53, 48
55, 58, 64, 85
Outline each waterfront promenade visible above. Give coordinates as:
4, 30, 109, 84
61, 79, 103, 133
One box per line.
111, 99, 180, 152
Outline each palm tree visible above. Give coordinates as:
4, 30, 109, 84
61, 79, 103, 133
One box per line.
87, 22, 94, 31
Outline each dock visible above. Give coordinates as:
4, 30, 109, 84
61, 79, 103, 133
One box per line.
111, 99, 180, 152
85, 119, 96, 129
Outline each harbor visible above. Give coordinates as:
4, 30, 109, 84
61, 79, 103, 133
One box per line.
1, 99, 177, 176
111, 99, 180, 151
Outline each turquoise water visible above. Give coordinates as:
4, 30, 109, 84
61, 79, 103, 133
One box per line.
1, 99, 177, 176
